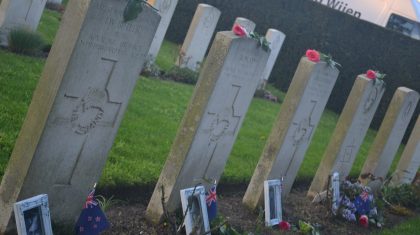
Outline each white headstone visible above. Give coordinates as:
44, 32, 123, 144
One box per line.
258, 28, 286, 89
232, 17, 255, 33
360, 87, 419, 182
390, 115, 420, 185
308, 76, 386, 198
243, 56, 339, 210
176, 4, 220, 71
147, 0, 178, 61
0, 0, 160, 230
0, 0, 47, 46
146, 31, 270, 224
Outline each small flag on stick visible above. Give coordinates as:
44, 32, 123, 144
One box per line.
205, 181, 217, 221
75, 184, 110, 235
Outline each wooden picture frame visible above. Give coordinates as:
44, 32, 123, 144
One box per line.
180, 186, 211, 235
264, 179, 282, 227
13, 194, 53, 235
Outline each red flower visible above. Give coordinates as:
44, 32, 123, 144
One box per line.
232, 24, 247, 37
359, 215, 369, 228
279, 221, 291, 230
366, 70, 377, 80
306, 49, 320, 62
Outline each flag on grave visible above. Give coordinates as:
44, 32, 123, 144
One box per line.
75, 186, 110, 235
206, 183, 217, 221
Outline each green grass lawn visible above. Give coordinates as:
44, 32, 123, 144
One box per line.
0, 7, 418, 234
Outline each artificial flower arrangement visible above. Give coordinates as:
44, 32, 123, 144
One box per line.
232, 24, 271, 52
305, 49, 341, 69
333, 179, 384, 228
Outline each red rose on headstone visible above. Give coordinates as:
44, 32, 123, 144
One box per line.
366, 70, 377, 80
305, 49, 320, 62
279, 221, 291, 230
359, 215, 369, 228
233, 24, 247, 37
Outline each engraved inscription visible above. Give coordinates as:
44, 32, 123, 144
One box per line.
203, 9, 217, 29
364, 86, 379, 113
159, 0, 172, 14
25, 0, 35, 23
402, 101, 414, 122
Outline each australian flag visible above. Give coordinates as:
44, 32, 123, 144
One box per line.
75, 188, 110, 235
413, 0, 420, 21
205, 184, 217, 221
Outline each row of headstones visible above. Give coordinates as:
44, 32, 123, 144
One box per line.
0, 0, 273, 231
0, 0, 418, 232
146, 3, 420, 225
175, 4, 285, 90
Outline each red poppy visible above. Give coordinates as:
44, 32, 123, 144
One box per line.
279, 221, 291, 230
366, 70, 377, 80
305, 49, 320, 62
359, 215, 369, 228
232, 24, 247, 37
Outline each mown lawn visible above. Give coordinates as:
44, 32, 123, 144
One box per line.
0, 7, 418, 234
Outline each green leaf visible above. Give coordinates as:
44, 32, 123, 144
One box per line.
123, 0, 143, 22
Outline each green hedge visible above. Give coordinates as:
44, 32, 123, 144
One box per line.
166, 0, 420, 141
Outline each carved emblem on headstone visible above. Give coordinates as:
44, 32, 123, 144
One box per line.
70, 88, 105, 135
363, 86, 379, 113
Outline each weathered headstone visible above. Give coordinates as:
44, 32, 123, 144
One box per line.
176, 4, 220, 71
147, 0, 178, 61
232, 17, 255, 33
243, 57, 339, 210
258, 29, 285, 89
360, 87, 419, 183
146, 31, 270, 224
0, 0, 47, 46
390, 116, 420, 186
308, 75, 386, 199
0, 0, 160, 231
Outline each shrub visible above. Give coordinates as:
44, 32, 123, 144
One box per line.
8, 28, 45, 56
165, 66, 199, 85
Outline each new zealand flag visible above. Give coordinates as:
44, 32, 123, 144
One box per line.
413, 0, 420, 21
205, 184, 217, 221
75, 188, 110, 235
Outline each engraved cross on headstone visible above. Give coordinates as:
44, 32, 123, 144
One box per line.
52, 57, 122, 186
201, 84, 242, 179
282, 100, 317, 177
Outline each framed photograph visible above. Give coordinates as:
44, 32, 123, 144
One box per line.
13, 194, 53, 235
331, 172, 340, 215
264, 179, 282, 227
180, 186, 210, 235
